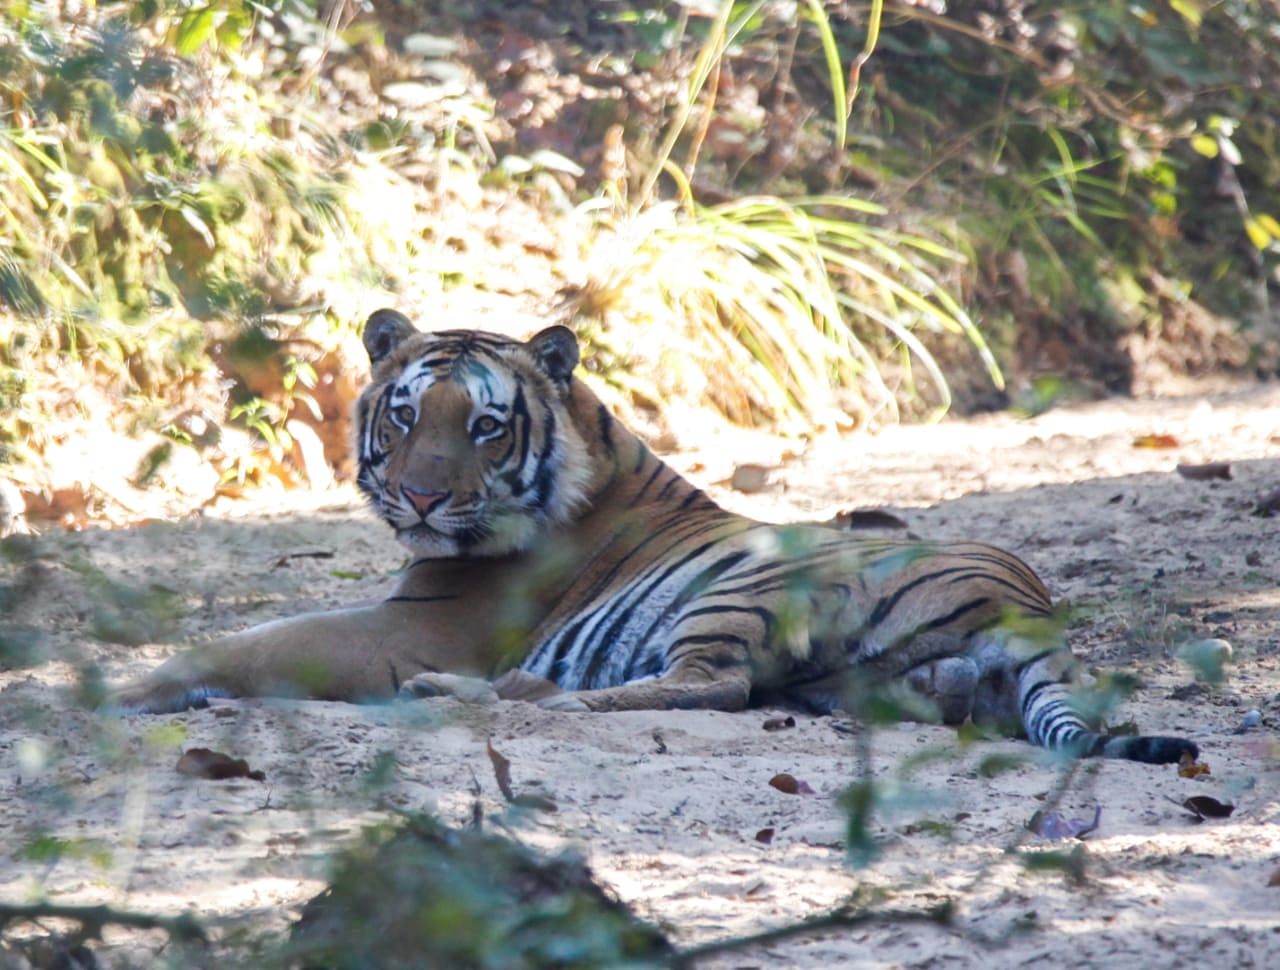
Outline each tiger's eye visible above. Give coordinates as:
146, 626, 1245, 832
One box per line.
472, 415, 502, 438
392, 405, 416, 428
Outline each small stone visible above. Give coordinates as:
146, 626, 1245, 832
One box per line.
1241, 709, 1262, 730
730, 464, 770, 493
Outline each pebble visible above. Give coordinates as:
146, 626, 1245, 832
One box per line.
1241, 709, 1262, 730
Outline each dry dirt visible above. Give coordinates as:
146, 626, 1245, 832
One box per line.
3, 383, 1280, 967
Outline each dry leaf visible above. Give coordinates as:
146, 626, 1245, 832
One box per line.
487, 739, 514, 801
754, 827, 775, 844
176, 747, 265, 782
1268, 867, 1280, 888
1183, 795, 1234, 821
1176, 462, 1232, 481
1028, 805, 1101, 840
768, 772, 816, 796
762, 715, 796, 732
1133, 434, 1180, 449
1178, 752, 1211, 778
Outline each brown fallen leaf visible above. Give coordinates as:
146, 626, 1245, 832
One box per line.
1133, 433, 1180, 449
1176, 462, 1232, 481
1183, 795, 1234, 821
1255, 487, 1280, 518
754, 827, 775, 844
762, 715, 796, 732
829, 509, 909, 531
176, 747, 265, 782
1269, 867, 1280, 887
768, 772, 816, 796
487, 739, 514, 801
1178, 751, 1211, 778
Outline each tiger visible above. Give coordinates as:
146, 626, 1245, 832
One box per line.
111, 309, 1197, 765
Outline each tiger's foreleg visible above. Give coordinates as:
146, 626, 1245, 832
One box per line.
106, 602, 465, 714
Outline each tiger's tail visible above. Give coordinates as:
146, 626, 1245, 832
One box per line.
1016, 648, 1198, 765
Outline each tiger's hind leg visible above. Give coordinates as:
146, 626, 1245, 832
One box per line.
903, 656, 980, 725
970, 628, 1199, 763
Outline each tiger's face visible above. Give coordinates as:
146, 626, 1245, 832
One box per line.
354, 310, 592, 558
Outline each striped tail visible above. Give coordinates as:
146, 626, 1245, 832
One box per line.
1017, 651, 1198, 765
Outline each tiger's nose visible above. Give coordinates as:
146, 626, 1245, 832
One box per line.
401, 485, 450, 518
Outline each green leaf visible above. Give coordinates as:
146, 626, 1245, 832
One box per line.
1169, 0, 1203, 28
176, 7, 217, 57
1243, 218, 1271, 250
1257, 214, 1280, 238
1189, 133, 1218, 158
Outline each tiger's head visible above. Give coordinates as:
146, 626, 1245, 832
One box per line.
354, 309, 593, 558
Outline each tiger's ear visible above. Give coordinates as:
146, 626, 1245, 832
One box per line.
527, 325, 579, 383
363, 309, 417, 366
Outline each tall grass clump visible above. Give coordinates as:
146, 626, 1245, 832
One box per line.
577, 0, 998, 430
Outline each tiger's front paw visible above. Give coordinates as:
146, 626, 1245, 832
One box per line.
398, 672, 499, 705
102, 680, 227, 715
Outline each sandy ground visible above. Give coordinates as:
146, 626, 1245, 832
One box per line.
2, 383, 1279, 967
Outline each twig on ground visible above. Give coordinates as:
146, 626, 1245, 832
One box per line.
672, 900, 954, 966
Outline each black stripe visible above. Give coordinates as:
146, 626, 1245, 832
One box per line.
597, 405, 616, 457
655, 470, 685, 501
941, 569, 1051, 615
629, 461, 667, 507
866, 566, 974, 626
917, 596, 992, 632
577, 539, 726, 684
668, 633, 750, 658
954, 548, 1047, 595
619, 551, 754, 679
533, 515, 733, 675
506, 382, 533, 495
570, 512, 732, 611
528, 405, 558, 508
679, 488, 715, 510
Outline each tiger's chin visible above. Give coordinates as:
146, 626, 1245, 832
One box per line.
392, 512, 544, 559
